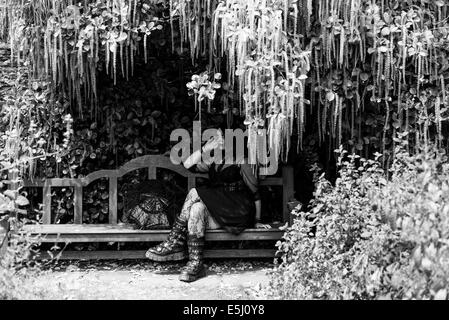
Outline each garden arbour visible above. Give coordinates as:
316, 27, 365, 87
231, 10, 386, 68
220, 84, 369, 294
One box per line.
1, 0, 448, 172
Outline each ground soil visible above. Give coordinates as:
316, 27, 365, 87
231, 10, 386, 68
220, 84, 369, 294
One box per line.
34, 259, 272, 300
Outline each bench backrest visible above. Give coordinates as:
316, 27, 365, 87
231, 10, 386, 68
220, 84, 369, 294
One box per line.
22, 155, 294, 225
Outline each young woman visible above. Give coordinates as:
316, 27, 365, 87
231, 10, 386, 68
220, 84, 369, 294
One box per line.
145, 129, 270, 282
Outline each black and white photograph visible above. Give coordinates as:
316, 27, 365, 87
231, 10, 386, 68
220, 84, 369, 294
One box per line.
1, 0, 449, 308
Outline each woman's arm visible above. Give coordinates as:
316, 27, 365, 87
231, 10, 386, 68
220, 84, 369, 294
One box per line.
183, 148, 202, 170
184, 134, 222, 171
183, 148, 210, 173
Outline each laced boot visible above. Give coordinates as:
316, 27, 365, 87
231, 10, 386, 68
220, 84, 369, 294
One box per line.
179, 235, 206, 282
145, 217, 187, 261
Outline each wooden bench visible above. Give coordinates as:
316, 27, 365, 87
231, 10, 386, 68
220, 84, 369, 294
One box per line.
18, 155, 294, 260
0, 217, 9, 258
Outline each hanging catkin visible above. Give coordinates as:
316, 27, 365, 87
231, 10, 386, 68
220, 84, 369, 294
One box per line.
435, 96, 442, 147
441, 75, 446, 105
1, 0, 165, 115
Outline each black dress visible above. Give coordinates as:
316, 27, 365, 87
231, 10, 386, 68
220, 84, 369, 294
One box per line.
192, 162, 260, 235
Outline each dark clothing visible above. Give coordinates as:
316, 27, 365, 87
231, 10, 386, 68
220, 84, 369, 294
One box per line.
191, 162, 259, 235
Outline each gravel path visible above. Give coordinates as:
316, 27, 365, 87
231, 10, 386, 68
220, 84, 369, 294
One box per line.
34, 260, 272, 300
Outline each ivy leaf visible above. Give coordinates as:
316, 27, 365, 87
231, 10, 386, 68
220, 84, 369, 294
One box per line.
3, 190, 15, 200
421, 257, 432, 270
117, 32, 127, 42
326, 91, 335, 102
15, 195, 29, 206
360, 73, 369, 82
435, 289, 447, 300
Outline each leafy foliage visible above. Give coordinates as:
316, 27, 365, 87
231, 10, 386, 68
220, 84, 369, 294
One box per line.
0, 66, 73, 219
1, 1, 449, 162
0, 75, 73, 176
173, 0, 311, 160
266, 138, 449, 300
172, 0, 449, 162
0, 216, 69, 299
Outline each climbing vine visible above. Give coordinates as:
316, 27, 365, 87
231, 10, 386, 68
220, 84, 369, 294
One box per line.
2, 0, 449, 165
312, 0, 449, 161
172, 0, 311, 161
170, 0, 449, 163
1, 0, 163, 117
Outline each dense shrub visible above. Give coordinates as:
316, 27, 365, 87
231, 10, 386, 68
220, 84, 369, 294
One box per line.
0, 217, 66, 300
0, 53, 70, 300
266, 137, 449, 300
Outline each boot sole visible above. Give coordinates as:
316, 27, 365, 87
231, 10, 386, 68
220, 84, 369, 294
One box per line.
179, 268, 206, 282
145, 250, 188, 262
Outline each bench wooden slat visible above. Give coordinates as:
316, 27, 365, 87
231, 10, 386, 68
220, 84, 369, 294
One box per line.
74, 185, 83, 224
108, 176, 118, 224
24, 173, 278, 187
148, 166, 156, 180
22, 223, 285, 234
259, 177, 282, 186
24, 178, 82, 187
282, 166, 294, 224
42, 184, 52, 224
21, 224, 284, 242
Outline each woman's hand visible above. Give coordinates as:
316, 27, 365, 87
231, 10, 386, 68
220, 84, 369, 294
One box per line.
203, 133, 224, 152
255, 222, 272, 229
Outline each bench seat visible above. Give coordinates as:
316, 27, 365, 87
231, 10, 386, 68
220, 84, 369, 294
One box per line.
22, 224, 284, 242
21, 224, 283, 260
